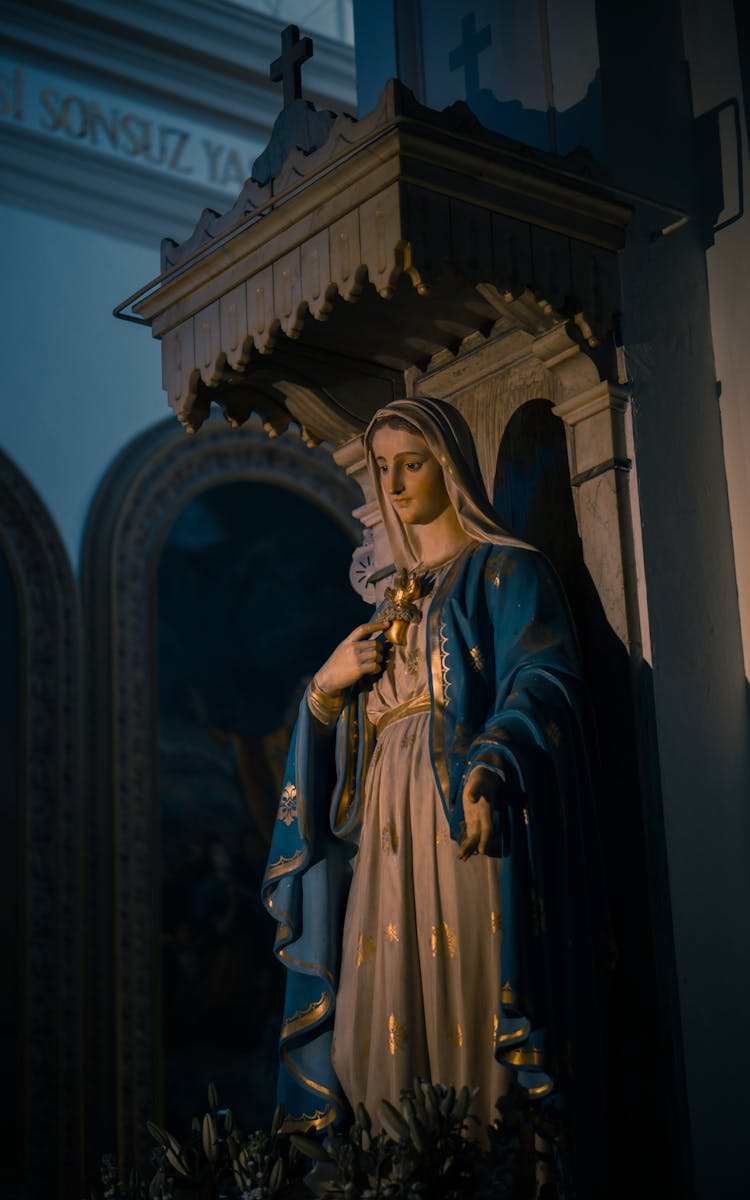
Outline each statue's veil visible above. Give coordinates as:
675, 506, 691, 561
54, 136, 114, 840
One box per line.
364, 397, 534, 568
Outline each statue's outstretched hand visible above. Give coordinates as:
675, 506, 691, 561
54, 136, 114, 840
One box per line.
315, 621, 390, 695
459, 766, 503, 860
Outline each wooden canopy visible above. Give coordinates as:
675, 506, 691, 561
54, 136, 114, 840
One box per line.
121, 79, 631, 448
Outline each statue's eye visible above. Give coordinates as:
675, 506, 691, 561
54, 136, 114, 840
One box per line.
405, 460, 422, 471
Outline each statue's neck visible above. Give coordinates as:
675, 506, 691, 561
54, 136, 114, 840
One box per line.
410, 505, 472, 568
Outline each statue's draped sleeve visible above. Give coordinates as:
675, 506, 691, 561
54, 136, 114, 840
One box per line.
433, 544, 609, 1108
261, 698, 355, 1133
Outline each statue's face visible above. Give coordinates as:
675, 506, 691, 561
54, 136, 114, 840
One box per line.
371, 425, 452, 525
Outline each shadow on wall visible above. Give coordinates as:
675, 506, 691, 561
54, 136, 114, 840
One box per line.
493, 399, 680, 1200
466, 71, 606, 168
693, 97, 744, 248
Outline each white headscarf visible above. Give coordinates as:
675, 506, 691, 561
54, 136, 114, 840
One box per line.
364, 397, 535, 569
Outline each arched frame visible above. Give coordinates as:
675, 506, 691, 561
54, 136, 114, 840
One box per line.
81, 417, 364, 1168
0, 450, 83, 1200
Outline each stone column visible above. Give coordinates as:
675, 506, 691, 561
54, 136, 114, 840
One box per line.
552, 380, 646, 658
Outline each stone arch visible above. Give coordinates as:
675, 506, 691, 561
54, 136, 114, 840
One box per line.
323, 312, 639, 656
0, 450, 83, 1200
81, 417, 363, 1168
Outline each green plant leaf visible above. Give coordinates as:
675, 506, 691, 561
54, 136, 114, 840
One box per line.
163, 1130, 182, 1157
271, 1102, 285, 1137
289, 1134, 333, 1163
269, 1157, 287, 1193
424, 1084, 441, 1128
439, 1085, 456, 1119
453, 1086, 470, 1124
202, 1113, 217, 1163
403, 1098, 427, 1154
412, 1078, 428, 1125
377, 1100, 409, 1142
165, 1149, 189, 1178
146, 1122, 166, 1147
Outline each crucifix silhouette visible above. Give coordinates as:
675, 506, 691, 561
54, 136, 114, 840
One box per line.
449, 13, 492, 98
270, 24, 313, 109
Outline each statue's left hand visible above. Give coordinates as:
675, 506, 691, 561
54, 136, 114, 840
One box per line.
459, 766, 503, 860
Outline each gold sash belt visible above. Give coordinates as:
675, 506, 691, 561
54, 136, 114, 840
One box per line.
375, 694, 431, 736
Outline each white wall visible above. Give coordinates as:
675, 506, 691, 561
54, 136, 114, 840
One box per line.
234, 0, 354, 43
682, 0, 750, 681
0, 204, 165, 570
595, 2, 750, 1193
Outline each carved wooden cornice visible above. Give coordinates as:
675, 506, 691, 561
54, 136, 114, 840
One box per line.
124, 79, 632, 439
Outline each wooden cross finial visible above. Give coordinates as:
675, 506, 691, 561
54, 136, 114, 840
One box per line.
448, 13, 492, 97
270, 24, 313, 109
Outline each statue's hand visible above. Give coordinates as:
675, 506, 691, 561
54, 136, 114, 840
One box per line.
315, 620, 390, 694
459, 766, 503, 860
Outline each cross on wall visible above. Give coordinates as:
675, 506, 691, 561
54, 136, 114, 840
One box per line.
449, 12, 493, 98
270, 24, 314, 109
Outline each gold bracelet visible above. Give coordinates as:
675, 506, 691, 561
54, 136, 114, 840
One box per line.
307, 676, 346, 727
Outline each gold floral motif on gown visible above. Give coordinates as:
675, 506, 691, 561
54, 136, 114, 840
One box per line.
381, 821, 399, 854
356, 933, 376, 967
430, 921, 458, 959
332, 562, 509, 1132
387, 1012, 408, 1055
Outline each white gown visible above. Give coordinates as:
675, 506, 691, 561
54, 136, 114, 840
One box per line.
331, 564, 510, 1128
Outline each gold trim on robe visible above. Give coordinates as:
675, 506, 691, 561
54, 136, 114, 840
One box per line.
427, 548, 473, 802
279, 1108, 336, 1134
375, 694, 431, 736
280, 1046, 346, 1110
277, 945, 335, 987
281, 992, 332, 1039
264, 848, 306, 881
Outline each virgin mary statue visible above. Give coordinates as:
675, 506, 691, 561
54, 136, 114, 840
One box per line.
262, 397, 607, 1160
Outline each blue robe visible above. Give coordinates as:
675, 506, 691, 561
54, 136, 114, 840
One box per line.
262, 541, 607, 1136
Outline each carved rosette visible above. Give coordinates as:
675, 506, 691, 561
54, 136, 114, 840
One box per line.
349, 527, 376, 602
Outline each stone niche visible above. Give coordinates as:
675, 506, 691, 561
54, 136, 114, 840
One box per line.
120, 70, 672, 1176
124, 76, 636, 645
119, 74, 656, 1173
